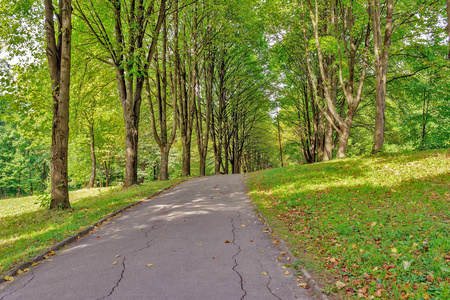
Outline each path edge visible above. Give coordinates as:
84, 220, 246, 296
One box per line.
0, 179, 188, 284
244, 173, 329, 300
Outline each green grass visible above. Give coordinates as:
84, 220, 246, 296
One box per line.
0, 179, 185, 277
248, 149, 450, 299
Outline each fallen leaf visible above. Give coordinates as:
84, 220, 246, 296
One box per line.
146, 264, 153, 267
47, 259, 53, 262
96, 236, 100, 239
391, 248, 398, 254
4, 276, 13, 282
113, 234, 119, 237
112, 261, 117, 265
336, 281, 347, 289
282, 265, 287, 269
402, 261, 412, 270
139, 228, 144, 230
285, 271, 290, 275
225, 240, 231, 243
297, 283, 308, 288
23, 268, 30, 272
115, 255, 121, 258
375, 289, 383, 297
260, 250, 264, 253
261, 272, 267, 275
422, 293, 430, 300
212, 257, 217, 259
241, 225, 246, 227
17, 269, 23, 275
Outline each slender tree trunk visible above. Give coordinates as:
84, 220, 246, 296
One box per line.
45, 0, 72, 209
371, 0, 393, 154
88, 123, 96, 188
277, 111, 284, 167
160, 148, 169, 181
103, 160, 111, 187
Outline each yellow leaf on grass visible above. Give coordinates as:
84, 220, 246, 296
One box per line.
335, 281, 347, 289
391, 248, 398, 254
422, 293, 430, 300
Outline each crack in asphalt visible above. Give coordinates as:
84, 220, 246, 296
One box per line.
99, 256, 126, 300
100, 210, 165, 300
230, 212, 247, 300
0, 273, 35, 300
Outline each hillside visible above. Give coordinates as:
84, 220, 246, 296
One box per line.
248, 150, 450, 299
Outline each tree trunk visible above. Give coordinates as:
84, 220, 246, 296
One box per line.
123, 115, 139, 186
160, 148, 169, 180
88, 123, 96, 188
103, 160, 110, 187
372, 0, 394, 154
45, 0, 72, 209
277, 111, 284, 167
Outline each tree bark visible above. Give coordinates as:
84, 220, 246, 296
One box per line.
88, 123, 96, 188
371, 0, 394, 154
45, 0, 72, 209
277, 111, 284, 167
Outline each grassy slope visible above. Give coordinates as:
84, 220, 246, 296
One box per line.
248, 150, 450, 299
0, 179, 184, 277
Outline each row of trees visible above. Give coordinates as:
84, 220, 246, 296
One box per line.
0, 0, 448, 207
0, 0, 279, 207
264, 0, 449, 164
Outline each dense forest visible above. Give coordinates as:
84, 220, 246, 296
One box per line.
0, 0, 449, 206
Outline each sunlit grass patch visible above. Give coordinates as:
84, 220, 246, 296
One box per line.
0, 179, 184, 276
249, 149, 450, 299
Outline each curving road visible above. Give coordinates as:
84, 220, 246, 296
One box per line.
0, 175, 313, 300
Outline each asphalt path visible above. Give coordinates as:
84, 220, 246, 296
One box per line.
0, 174, 313, 300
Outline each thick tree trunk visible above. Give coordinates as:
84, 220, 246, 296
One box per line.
88, 123, 96, 188
45, 0, 72, 209
123, 116, 139, 186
